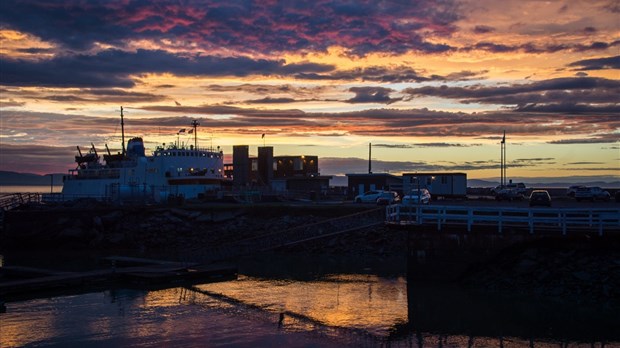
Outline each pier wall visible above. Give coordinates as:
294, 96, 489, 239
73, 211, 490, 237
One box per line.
405, 224, 620, 281
405, 225, 542, 281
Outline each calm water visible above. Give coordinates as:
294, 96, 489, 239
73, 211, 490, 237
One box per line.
0, 185, 62, 194
1, 253, 619, 347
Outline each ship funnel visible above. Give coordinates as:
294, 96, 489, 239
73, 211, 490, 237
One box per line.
127, 137, 145, 157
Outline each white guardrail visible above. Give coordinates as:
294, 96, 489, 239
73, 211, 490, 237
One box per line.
386, 204, 620, 235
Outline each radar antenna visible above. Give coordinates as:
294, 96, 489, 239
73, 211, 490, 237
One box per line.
191, 119, 199, 150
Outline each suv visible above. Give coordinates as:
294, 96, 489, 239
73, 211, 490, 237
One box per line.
529, 190, 551, 207
355, 190, 399, 204
402, 189, 431, 205
574, 186, 611, 202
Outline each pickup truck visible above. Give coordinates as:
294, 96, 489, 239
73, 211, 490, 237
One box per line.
574, 186, 611, 201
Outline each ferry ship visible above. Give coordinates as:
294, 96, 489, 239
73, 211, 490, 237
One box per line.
55, 107, 227, 203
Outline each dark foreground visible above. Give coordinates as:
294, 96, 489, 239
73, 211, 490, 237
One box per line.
1, 202, 619, 347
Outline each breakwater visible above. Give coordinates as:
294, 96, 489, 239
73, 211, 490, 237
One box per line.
2, 202, 619, 305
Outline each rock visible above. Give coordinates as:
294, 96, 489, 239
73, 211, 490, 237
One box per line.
195, 214, 214, 222
572, 271, 592, 282
59, 227, 85, 238
92, 216, 103, 231
106, 232, 126, 244
536, 270, 550, 281
101, 211, 123, 224
515, 259, 537, 273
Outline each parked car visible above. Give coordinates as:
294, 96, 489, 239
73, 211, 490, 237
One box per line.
402, 189, 431, 205
566, 185, 585, 197
529, 190, 551, 207
574, 186, 611, 202
492, 182, 527, 195
355, 190, 399, 204
495, 188, 525, 201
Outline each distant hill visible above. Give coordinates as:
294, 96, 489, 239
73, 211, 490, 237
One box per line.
2, 170, 618, 189
0, 171, 64, 185
468, 177, 620, 188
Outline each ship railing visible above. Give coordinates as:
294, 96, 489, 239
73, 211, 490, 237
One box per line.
386, 204, 620, 235
156, 144, 222, 154
65, 169, 121, 180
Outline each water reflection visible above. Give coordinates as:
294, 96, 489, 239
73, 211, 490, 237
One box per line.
195, 274, 408, 337
1, 253, 619, 347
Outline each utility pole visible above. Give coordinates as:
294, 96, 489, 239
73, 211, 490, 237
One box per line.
120, 106, 126, 156
368, 143, 372, 174
500, 130, 506, 187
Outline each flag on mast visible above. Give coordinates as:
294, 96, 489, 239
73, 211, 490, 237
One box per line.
261, 133, 265, 139
501, 130, 506, 144
178, 128, 186, 134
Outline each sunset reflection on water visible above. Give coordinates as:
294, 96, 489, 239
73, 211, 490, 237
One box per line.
2, 251, 619, 348
194, 274, 408, 336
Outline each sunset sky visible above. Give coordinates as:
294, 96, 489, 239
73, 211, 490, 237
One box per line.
0, 0, 618, 182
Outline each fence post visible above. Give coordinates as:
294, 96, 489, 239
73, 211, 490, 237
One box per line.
498, 210, 502, 234
561, 212, 567, 236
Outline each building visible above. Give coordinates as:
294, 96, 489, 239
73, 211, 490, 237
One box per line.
274, 155, 318, 177
402, 173, 467, 198
346, 173, 403, 199
257, 146, 274, 185
227, 147, 331, 197
232, 145, 249, 187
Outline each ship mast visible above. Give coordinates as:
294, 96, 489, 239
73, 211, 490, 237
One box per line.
120, 106, 126, 156
191, 119, 199, 150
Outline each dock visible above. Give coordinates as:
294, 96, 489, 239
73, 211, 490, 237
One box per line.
0, 256, 237, 301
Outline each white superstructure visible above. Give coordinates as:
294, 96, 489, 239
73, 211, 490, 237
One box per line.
56, 108, 227, 203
